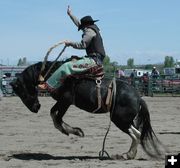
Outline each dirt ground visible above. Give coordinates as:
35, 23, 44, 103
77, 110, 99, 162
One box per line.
0, 96, 179, 168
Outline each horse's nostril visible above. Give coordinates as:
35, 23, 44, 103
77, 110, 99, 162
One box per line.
37, 104, 41, 109
31, 103, 41, 113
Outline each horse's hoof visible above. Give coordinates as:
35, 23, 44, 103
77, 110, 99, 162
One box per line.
111, 154, 125, 160
73, 127, 84, 137
122, 153, 129, 160
122, 152, 135, 160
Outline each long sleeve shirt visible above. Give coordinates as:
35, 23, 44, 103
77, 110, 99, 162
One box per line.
68, 13, 96, 50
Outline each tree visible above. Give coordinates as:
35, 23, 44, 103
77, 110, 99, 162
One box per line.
22, 57, 27, 65
164, 56, 174, 67
103, 55, 111, 66
111, 61, 118, 67
103, 55, 120, 75
127, 58, 134, 68
144, 64, 153, 70
17, 58, 23, 66
17, 57, 28, 66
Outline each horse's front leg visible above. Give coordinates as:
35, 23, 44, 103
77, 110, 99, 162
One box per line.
50, 102, 84, 137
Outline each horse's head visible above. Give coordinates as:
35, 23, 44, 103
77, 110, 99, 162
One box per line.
10, 66, 41, 113
10, 61, 64, 113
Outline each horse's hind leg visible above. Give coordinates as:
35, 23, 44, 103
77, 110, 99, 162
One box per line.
50, 102, 84, 137
111, 108, 141, 159
122, 125, 141, 159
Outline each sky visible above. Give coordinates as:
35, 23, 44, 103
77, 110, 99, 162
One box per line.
0, 0, 180, 65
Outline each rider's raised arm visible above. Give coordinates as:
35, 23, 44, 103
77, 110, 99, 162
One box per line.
67, 6, 80, 28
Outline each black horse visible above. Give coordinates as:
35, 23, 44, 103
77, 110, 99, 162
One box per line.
10, 61, 164, 159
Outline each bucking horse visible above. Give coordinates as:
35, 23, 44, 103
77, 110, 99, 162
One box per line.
10, 59, 165, 160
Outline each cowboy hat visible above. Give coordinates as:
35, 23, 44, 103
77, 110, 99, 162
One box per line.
78, 15, 99, 31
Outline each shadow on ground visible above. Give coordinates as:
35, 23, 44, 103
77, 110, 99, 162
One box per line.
8, 152, 112, 161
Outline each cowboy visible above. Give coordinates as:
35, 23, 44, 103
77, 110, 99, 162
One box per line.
1, 75, 7, 96
151, 67, 159, 79
39, 6, 106, 90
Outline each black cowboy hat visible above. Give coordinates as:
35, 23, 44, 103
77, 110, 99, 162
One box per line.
78, 15, 99, 31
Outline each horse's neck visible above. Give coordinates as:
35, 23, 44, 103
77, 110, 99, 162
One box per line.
34, 61, 62, 82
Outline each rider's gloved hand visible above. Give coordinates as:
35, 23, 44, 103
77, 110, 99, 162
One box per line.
63, 40, 72, 47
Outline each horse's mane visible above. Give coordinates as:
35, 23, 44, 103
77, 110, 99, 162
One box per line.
18, 61, 63, 86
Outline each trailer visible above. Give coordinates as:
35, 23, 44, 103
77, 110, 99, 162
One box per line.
124, 69, 151, 77
164, 67, 180, 77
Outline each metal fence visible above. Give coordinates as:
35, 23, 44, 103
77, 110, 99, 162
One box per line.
130, 76, 180, 97
1, 71, 180, 97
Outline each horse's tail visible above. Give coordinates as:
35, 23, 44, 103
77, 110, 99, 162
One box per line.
136, 98, 165, 158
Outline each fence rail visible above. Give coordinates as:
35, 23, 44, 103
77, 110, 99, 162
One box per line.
130, 76, 180, 97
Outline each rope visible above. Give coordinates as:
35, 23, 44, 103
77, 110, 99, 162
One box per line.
39, 41, 65, 81
99, 119, 112, 159
43, 45, 66, 79
99, 77, 116, 160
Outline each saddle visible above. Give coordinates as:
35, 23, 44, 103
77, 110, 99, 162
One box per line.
64, 55, 104, 81
70, 65, 104, 81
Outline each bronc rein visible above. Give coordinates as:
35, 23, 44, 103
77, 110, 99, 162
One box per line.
39, 41, 66, 82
